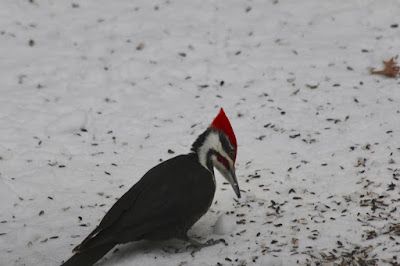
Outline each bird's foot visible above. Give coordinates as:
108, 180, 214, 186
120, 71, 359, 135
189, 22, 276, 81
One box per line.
163, 238, 227, 255
162, 246, 183, 253
186, 238, 227, 256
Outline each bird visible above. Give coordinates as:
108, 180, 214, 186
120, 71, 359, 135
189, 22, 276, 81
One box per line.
61, 108, 240, 266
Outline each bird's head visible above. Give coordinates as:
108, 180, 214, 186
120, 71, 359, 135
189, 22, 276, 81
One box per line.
192, 108, 240, 198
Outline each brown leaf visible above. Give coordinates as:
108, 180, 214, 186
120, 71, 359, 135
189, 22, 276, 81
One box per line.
371, 56, 399, 77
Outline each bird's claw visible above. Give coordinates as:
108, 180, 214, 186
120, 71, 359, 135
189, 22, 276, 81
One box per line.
163, 247, 182, 253
186, 238, 227, 256
206, 238, 227, 246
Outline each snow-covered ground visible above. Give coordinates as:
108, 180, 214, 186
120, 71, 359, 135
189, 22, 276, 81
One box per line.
1, 0, 400, 265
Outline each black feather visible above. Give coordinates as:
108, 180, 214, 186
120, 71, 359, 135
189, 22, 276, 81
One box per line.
61, 154, 216, 265
61, 243, 116, 266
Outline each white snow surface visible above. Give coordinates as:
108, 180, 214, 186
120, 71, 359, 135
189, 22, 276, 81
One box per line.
213, 214, 237, 236
1, 0, 400, 265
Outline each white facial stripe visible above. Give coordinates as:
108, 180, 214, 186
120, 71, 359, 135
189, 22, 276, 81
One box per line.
218, 148, 234, 168
226, 136, 235, 151
198, 131, 234, 171
198, 131, 220, 170
212, 156, 223, 171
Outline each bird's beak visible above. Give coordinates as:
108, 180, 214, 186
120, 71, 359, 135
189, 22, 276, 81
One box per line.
227, 166, 241, 198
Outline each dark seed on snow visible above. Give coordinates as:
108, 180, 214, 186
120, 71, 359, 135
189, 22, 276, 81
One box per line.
39, 210, 44, 216
236, 219, 246, 224
136, 43, 144, 50
306, 83, 319, 89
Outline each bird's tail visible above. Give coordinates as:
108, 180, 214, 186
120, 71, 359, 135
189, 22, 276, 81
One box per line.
61, 242, 116, 266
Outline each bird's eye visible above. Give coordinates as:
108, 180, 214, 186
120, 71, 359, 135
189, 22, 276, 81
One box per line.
229, 151, 235, 157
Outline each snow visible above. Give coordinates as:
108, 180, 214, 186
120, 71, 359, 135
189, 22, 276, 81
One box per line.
1, 0, 400, 265
257, 255, 283, 266
45, 110, 88, 135
213, 214, 237, 235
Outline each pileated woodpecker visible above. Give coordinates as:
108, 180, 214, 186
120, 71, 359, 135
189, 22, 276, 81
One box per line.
61, 108, 240, 266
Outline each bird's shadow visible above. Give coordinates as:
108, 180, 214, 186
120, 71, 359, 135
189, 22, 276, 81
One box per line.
96, 239, 192, 265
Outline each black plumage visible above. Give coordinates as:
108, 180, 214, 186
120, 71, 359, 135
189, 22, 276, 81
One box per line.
61, 154, 216, 266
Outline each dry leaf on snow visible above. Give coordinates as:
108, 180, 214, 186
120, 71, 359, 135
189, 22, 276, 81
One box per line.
371, 56, 399, 77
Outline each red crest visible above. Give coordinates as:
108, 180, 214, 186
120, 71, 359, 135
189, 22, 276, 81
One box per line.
210, 108, 237, 160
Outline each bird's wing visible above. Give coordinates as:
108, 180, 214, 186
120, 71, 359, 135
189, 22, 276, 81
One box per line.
74, 172, 150, 251
77, 155, 215, 251
122, 156, 215, 229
